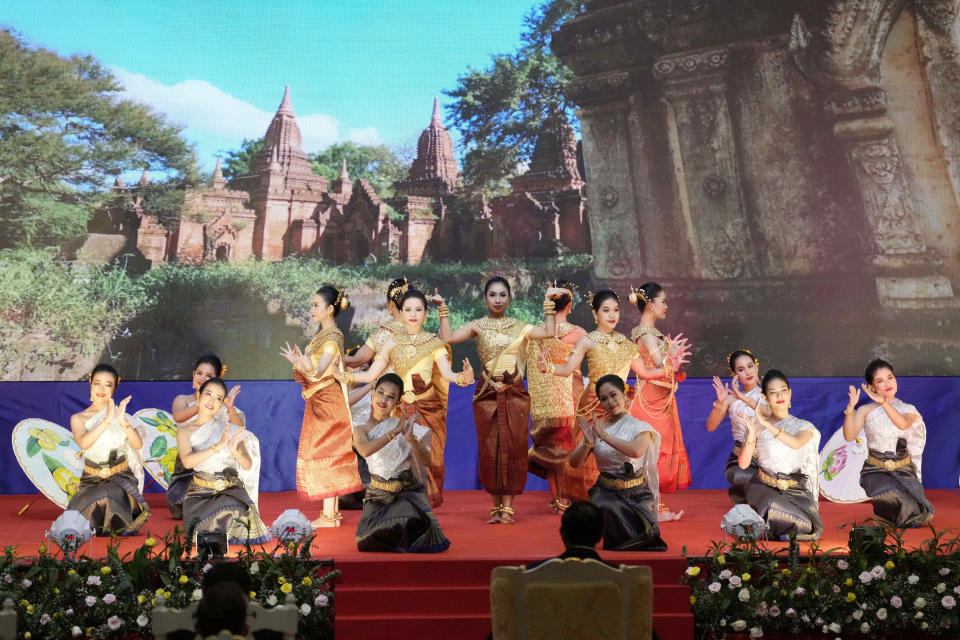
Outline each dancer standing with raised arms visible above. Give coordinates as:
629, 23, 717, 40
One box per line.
336, 288, 474, 508
68, 363, 150, 535
525, 279, 588, 512
842, 358, 933, 527
629, 282, 692, 507
705, 349, 764, 504
342, 277, 411, 370
280, 285, 362, 528
428, 277, 569, 523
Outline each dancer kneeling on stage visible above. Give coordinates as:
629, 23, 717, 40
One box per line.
738, 369, 822, 541
354, 373, 450, 553
842, 358, 933, 527
570, 375, 667, 551
68, 363, 150, 535
178, 377, 270, 545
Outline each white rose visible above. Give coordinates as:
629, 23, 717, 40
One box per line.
915, 611, 924, 619
908, 575, 920, 585
250, 562, 260, 574
267, 594, 278, 606
202, 563, 213, 574
732, 620, 747, 631
858, 571, 873, 584
72, 626, 83, 637
829, 622, 842, 633
749, 627, 763, 638
738, 588, 750, 602
137, 614, 149, 627
937, 583, 947, 593
915, 597, 927, 609
860, 622, 870, 634
87, 575, 101, 586
300, 603, 311, 615
192, 588, 203, 601
920, 621, 929, 630
876, 608, 887, 620
852, 609, 863, 620
40, 614, 50, 625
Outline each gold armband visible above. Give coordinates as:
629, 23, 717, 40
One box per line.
712, 401, 723, 410
542, 300, 556, 315
843, 407, 854, 417
343, 371, 355, 385
437, 304, 450, 319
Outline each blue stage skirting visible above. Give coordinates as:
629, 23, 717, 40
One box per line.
1, 377, 957, 494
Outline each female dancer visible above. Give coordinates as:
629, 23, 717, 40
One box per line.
525, 280, 588, 512
738, 370, 822, 541
429, 277, 569, 523
342, 277, 410, 369
178, 377, 270, 544
539, 290, 682, 518
167, 354, 243, 519
629, 282, 692, 499
706, 349, 764, 504
68, 363, 150, 535
842, 358, 933, 527
280, 285, 362, 527
570, 375, 667, 551
337, 288, 474, 508
354, 373, 450, 552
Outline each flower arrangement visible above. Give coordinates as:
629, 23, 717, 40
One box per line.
684, 523, 959, 638
0, 525, 338, 639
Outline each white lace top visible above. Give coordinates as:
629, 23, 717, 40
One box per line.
728, 386, 764, 443
83, 410, 133, 464
756, 415, 820, 496
863, 398, 925, 478
189, 414, 240, 475
363, 417, 430, 479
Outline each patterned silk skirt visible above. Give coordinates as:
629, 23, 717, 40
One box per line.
588, 470, 667, 551
356, 470, 450, 553
296, 381, 362, 501
400, 375, 448, 508
744, 469, 822, 541
859, 440, 934, 527
67, 459, 150, 536
725, 441, 759, 506
182, 469, 271, 545
630, 380, 691, 493
472, 369, 530, 496
165, 454, 193, 520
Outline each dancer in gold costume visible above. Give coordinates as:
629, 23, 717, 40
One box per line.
429, 278, 570, 523
337, 289, 474, 508
342, 277, 411, 370
525, 279, 589, 512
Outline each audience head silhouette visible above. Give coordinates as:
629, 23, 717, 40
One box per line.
559, 500, 604, 549
195, 581, 249, 638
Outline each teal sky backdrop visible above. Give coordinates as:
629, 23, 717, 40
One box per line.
3, 0, 540, 170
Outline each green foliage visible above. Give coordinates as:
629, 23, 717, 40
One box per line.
0, 29, 198, 250
220, 137, 263, 180
444, 0, 580, 195
308, 141, 407, 198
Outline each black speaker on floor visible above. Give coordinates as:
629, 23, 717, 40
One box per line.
848, 525, 885, 556
196, 530, 228, 558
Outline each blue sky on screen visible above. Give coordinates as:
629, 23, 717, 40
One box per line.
4, 0, 540, 171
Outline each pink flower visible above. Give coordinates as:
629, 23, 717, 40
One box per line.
870, 565, 885, 579
103, 593, 116, 604
314, 594, 329, 607
107, 616, 121, 630
40, 614, 50, 625
769, 605, 781, 617
708, 582, 722, 593
203, 563, 213, 573
939, 567, 950, 576
858, 571, 873, 584
836, 559, 849, 570
943, 595, 957, 609
86, 575, 101, 586
908, 574, 920, 584
719, 569, 732, 579
890, 596, 903, 609
729, 576, 742, 588
794, 587, 806, 597
85, 596, 96, 607
785, 608, 796, 618
832, 584, 841, 594
21, 579, 31, 589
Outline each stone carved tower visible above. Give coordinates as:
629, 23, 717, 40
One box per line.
398, 97, 462, 197
241, 86, 328, 260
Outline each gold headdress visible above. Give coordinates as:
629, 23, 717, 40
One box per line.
480, 271, 518, 293
334, 288, 350, 310
727, 348, 758, 372
387, 277, 415, 304
220, 363, 228, 378
628, 285, 649, 306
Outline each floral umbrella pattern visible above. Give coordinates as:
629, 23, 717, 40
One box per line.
12, 419, 84, 508
133, 409, 179, 489
819, 426, 869, 504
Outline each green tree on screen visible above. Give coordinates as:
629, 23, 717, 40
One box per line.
444, 0, 580, 196
221, 137, 263, 180
0, 29, 197, 250
308, 141, 407, 198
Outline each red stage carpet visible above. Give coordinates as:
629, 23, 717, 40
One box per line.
3, 489, 958, 640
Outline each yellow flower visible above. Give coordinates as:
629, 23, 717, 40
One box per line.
690, 595, 696, 605
38, 544, 46, 554
687, 566, 701, 577
101, 566, 111, 575
288, 542, 296, 550
717, 555, 726, 565
26, 605, 35, 615
164, 590, 171, 600
178, 575, 189, 584
138, 595, 146, 604
144, 537, 157, 548
845, 578, 853, 587
281, 583, 293, 594
741, 573, 751, 582
24, 633, 31, 640
277, 576, 286, 585
885, 560, 895, 570
151, 598, 156, 606
780, 589, 787, 595
847, 592, 856, 602
53, 588, 59, 595
814, 590, 820, 597
155, 588, 165, 596
249, 591, 257, 600
68, 569, 76, 576
302, 577, 312, 586
781, 568, 791, 576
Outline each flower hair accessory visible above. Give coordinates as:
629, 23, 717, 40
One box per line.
220, 364, 227, 378
727, 348, 759, 372
628, 286, 649, 306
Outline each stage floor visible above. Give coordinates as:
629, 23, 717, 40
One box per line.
3, 489, 958, 558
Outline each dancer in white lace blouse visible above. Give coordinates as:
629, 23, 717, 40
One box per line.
842, 358, 933, 527
738, 369, 822, 541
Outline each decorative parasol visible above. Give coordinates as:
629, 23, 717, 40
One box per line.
12, 419, 84, 509
818, 426, 869, 503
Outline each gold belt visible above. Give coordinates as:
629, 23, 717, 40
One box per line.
192, 475, 231, 492
369, 477, 408, 493
645, 378, 678, 391
867, 454, 911, 472
84, 460, 129, 479
302, 376, 337, 400
758, 468, 798, 491
402, 387, 433, 405
598, 474, 645, 490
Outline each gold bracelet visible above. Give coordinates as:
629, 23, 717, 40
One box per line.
343, 371, 355, 385
544, 308, 556, 316
774, 428, 784, 440
843, 407, 854, 417
542, 300, 556, 311
437, 304, 449, 319
455, 372, 470, 387
712, 401, 723, 410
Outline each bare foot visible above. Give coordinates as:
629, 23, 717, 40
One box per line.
500, 505, 516, 524
311, 513, 342, 528
658, 509, 684, 522
486, 506, 502, 524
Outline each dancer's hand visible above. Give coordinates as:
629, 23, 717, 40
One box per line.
460, 359, 475, 385
217, 425, 230, 450
280, 342, 312, 372
116, 395, 132, 418
104, 398, 116, 423
330, 357, 344, 381
426, 288, 445, 306
744, 416, 762, 438
847, 385, 861, 410
579, 417, 596, 446
536, 352, 549, 374
666, 333, 692, 358
545, 284, 571, 300
730, 376, 749, 402
668, 348, 689, 371
224, 385, 241, 411
712, 377, 729, 404
401, 414, 418, 441
228, 425, 246, 453
860, 383, 884, 404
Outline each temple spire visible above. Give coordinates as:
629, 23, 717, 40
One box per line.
277, 85, 294, 115
212, 156, 226, 188
340, 158, 350, 182
431, 97, 441, 124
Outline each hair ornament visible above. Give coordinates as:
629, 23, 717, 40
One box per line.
629, 285, 649, 306
480, 271, 518, 293
87, 372, 92, 383
727, 348, 759, 372
220, 364, 227, 378
334, 288, 349, 310
387, 277, 415, 304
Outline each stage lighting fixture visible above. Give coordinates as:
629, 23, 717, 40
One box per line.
270, 509, 313, 543
46, 510, 93, 552
721, 504, 768, 541
196, 530, 229, 558
848, 525, 885, 555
